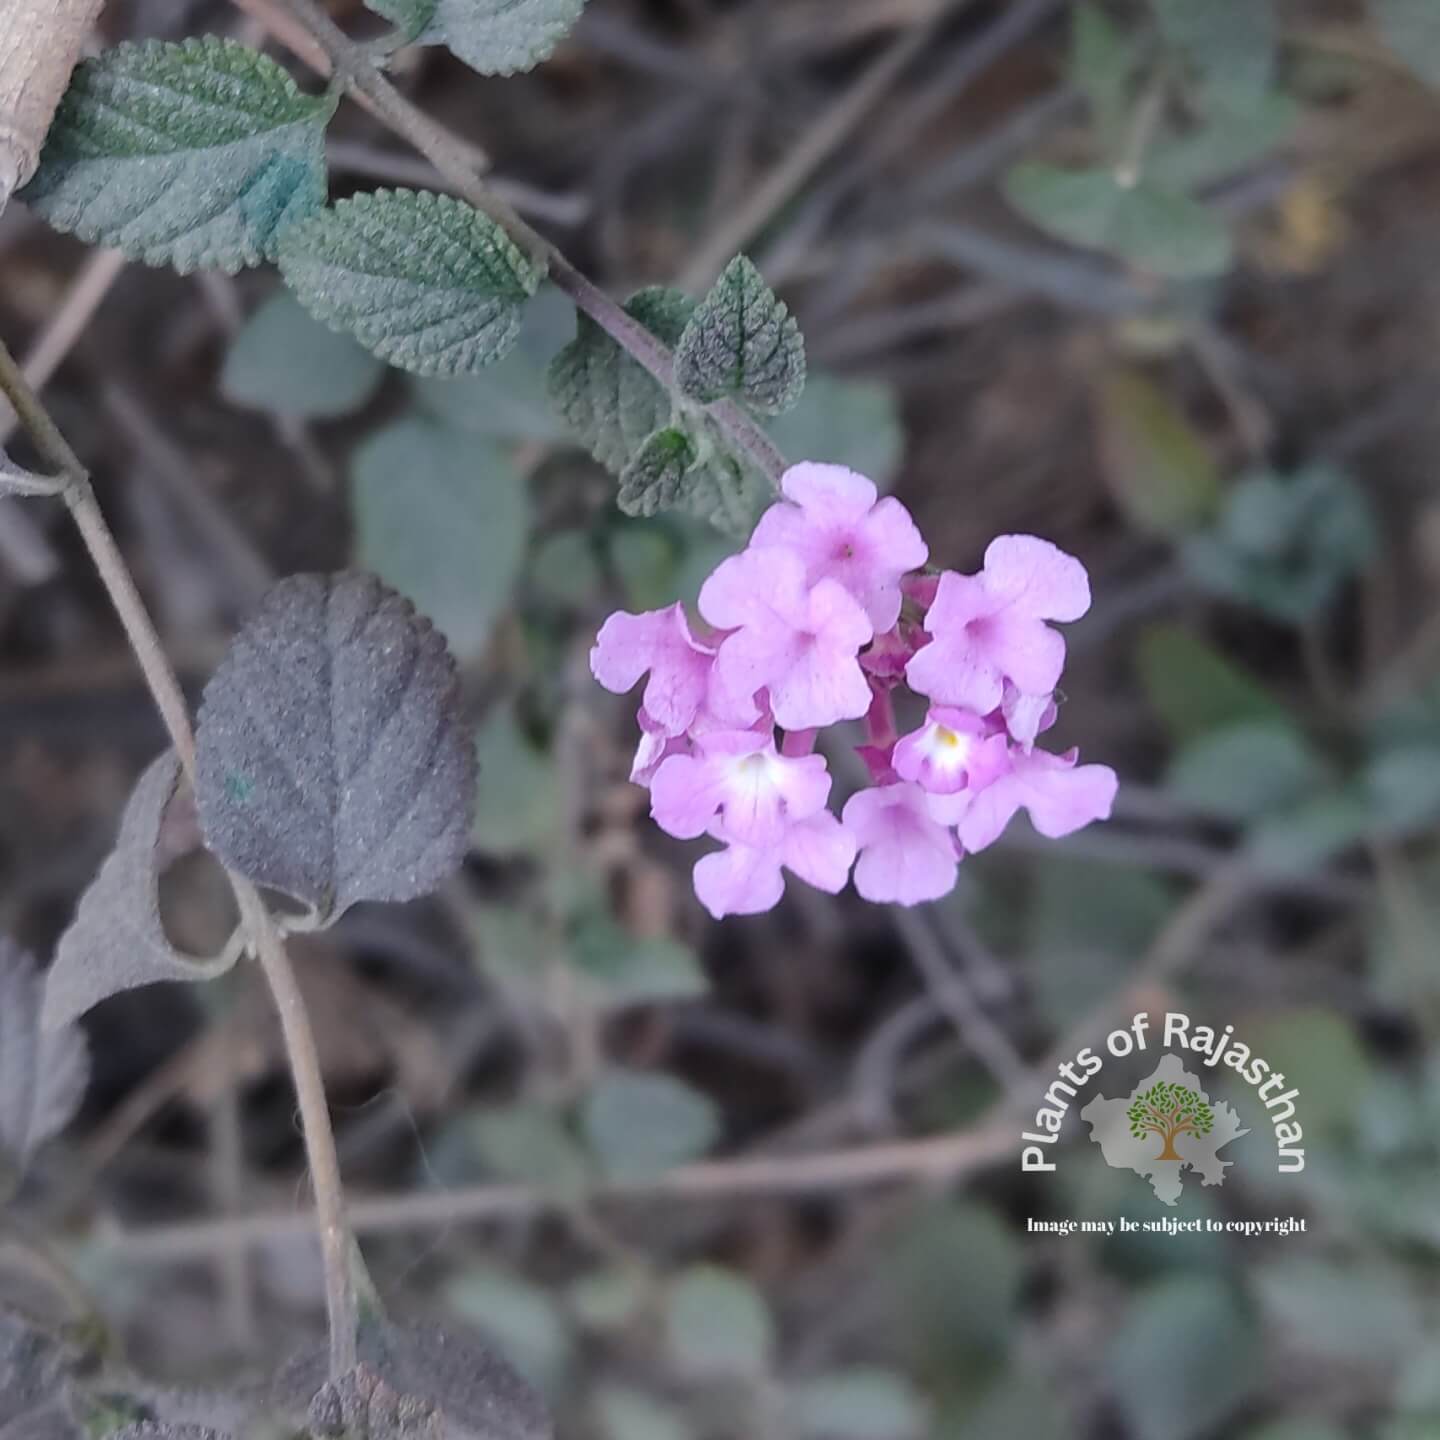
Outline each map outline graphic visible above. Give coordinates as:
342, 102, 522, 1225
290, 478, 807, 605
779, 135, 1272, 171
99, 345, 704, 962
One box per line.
1079, 1053, 1249, 1205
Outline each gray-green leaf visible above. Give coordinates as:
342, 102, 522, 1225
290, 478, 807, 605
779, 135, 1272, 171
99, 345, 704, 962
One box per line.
273, 1319, 551, 1440
351, 419, 528, 662
548, 287, 766, 533
788, 1370, 927, 1440
0, 944, 88, 1194
618, 428, 697, 517
1005, 164, 1232, 278
222, 290, 385, 419
21, 38, 332, 273
674, 255, 805, 415
581, 1069, 719, 1180
368, 0, 586, 76
195, 572, 475, 926
278, 189, 545, 376
43, 753, 238, 1033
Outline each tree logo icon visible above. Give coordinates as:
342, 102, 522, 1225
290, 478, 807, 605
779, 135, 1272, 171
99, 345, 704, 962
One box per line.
1126, 1080, 1215, 1161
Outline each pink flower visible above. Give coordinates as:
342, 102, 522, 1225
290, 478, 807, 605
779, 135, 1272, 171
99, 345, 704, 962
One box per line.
906, 536, 1091, 715
693, 811, 857, 919
591, 603, 715, 735
1000, 683, 1057, 747
957, 746, 1118, 853
650, 730, 831, 848
841, 782, 961, 906
750, 463, 928, 631
892, 706, 1011, 795
630, 710, 689, 785
699, 547, 873, 730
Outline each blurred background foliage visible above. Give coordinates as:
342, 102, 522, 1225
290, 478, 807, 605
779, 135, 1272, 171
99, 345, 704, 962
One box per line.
5, 0, 1440, 1436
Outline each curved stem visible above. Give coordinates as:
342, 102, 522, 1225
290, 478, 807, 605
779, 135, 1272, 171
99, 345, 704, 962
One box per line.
273, 0, 786, 489
0, 333, 359, 1378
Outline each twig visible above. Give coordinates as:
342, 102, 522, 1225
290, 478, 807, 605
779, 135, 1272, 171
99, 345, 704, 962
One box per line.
108, 1120, 1019, 1260
0, 333, 359, 1379
678, 7, 951, 291
264, 0, 785, 486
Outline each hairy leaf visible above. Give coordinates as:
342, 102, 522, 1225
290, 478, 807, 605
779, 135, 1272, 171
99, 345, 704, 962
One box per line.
1005, 164, 1232, 278
0, 1310, 70, 1428
195, 572, 475, 926
222, 290, 385, 419
351, 420, 528, 662
0, 944, 88, 1192
278, 190, 545, 376
548, 288, 693, 474
581, 1069, 719, 1180
674, 255, 805, 415
43, 754, 238, 1033
369, 0, 586, 76
274, 1320, 550, 1440
617, 428, 696, 518
548, 288, 767, 532
21, 38, 332, 273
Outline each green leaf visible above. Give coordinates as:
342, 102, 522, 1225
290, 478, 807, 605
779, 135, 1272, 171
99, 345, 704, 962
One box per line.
1373, 0, 1440, 88
531, 530, 604, 607
411, 287, 574, 441
1168, 722, 1329, 822
1247, 788, 1371, 873
675, 255, 805, 414
789, 1370, 927, 1440
550, 287, 693, 473
1005, 164, 1232, 278
767, 373, 904, 481
1147, 95, 1299, 193
664, 1265, 773, 1379
1364, 744, 1440, 837
1107, 1277, 1259, 1440
891, 1202, 1021, 1361
1095, 369, 1223, 537
581, 1069, 719, 1180
618, 427, 699, 517
548, 287, 766, 532
1070, 3, 1140, 151
443, 1269, 572, 1394
567, 1266, 649, 1331
351, 418, 528, 662
1135, 624, 1290, 745
594, 1386, 692, 1440
1184, 464, 1376, 622
278, 189, 544, 376
1254, 1259, 1423, 1368
21, 38, 332, 273
569, 914, 708, 1006
222, 290, 385, 419
369, 0, 586, 76
1241, 1010, 1369, 1135
470, 1104, 591, 1200
1150, 0, 1277, 114
471, 710, 559, 853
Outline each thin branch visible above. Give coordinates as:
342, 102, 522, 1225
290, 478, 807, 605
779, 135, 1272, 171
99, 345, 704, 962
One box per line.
108, 1119, 1019, 1261
0, 332, 358, 1380
265, 0, 786, 487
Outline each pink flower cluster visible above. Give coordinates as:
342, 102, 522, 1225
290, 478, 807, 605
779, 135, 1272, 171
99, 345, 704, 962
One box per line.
591, 463, 1117, 919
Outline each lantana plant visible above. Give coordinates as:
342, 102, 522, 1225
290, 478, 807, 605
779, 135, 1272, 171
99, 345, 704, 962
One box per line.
592, 463, 1118, 918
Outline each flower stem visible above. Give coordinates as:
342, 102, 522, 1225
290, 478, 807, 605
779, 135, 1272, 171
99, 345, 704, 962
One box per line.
0, 332, 359, 1378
